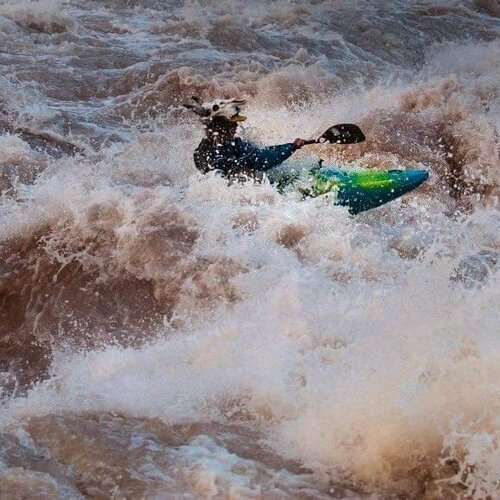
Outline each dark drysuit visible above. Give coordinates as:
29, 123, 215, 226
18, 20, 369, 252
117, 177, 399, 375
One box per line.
194, 137, 297, 179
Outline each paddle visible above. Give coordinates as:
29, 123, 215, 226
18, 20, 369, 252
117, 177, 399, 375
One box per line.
304, 124, 365, 145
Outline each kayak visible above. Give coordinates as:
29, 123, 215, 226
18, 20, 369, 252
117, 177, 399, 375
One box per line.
311, 168, 429, 214
275, 167, 429, 214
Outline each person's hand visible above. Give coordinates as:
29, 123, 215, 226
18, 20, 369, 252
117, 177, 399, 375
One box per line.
293, 138, 307, 149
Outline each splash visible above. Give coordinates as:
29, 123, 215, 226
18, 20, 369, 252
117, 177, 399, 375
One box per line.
0, 0, 73, 34
1, 1, 500, 498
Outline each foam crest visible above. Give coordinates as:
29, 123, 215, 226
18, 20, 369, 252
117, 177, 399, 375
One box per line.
1, 250, 499, 496
0, 0, 73, 34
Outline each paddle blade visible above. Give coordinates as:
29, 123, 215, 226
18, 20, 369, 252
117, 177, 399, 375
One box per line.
319, 124, 365, 144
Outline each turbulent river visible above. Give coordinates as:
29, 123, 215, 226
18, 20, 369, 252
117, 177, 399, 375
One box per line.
0, 0, 500, 498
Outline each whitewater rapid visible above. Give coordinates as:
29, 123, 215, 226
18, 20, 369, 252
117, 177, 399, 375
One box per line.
0, 0, 500, 498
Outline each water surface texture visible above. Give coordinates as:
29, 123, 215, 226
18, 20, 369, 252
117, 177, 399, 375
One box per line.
1, 0, 500, 498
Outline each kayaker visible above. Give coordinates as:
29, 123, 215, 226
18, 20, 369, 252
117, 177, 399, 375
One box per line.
184, 97, 307, 180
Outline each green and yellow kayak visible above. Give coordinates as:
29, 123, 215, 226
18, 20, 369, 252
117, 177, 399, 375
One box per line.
311, 168, 429, 214
276, 166, 429, 214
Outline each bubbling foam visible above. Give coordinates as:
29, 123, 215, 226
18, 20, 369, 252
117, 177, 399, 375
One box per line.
1, 1, 500, 497
0, 0, 73, 34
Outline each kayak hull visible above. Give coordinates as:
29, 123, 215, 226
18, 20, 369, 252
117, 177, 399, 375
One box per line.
311, 168, 429, 214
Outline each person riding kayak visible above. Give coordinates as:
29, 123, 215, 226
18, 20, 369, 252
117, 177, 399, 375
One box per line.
184, 96, 307, 179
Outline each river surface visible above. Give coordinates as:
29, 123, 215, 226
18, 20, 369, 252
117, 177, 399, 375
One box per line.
0, 0, 500, 498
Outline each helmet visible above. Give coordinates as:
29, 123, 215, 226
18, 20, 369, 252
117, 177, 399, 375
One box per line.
183, 96, 247, 125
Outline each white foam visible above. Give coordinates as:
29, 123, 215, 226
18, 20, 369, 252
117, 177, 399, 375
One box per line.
0, 2, 500, 496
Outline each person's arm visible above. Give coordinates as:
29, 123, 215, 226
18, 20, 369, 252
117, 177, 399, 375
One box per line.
198, 138, 306, 175
237, 139, 306, 172
245, 143, 296, 171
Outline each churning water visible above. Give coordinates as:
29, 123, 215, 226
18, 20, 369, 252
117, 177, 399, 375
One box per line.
0, 0, 500, 498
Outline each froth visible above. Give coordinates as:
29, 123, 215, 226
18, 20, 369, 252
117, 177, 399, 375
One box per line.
0, 0, 73, 34
2, 253, 499, 496
1, 1, 500, 497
